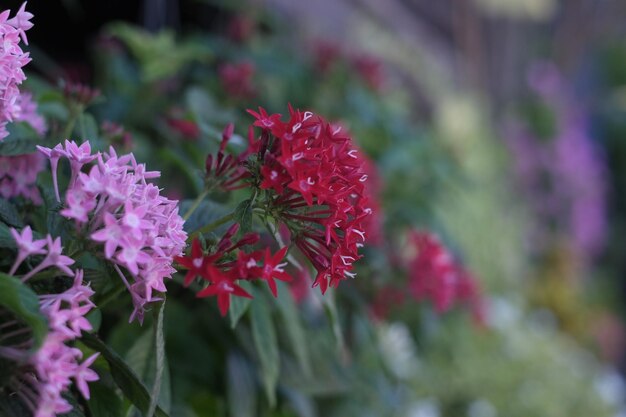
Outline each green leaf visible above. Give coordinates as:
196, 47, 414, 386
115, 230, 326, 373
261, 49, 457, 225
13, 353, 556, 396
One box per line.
0, 198, 23, 227
80, 332, 170, 417
147, 300, 166, 417
0, 223, 16, 248
124, 302, 171, 416
229, 281, 252, 329
227, 353, 257, 417
59, 393, 86, 416
275, 283, 311, 376
0, 272, 48, 350
87, 382, 125, 417
180, 199, 229, 235
78, 114, 100, 143
234, 199, 253, 235
0, 122, 43, 155
250, 290, 279, 407
0, 390, 31, 416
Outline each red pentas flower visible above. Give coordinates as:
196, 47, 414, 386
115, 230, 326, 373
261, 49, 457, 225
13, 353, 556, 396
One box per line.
405, 230, 486, 322
351, 54, 385, 91
246, 106, 372, 294
174, 223, 293, 316
219, 61, 256, 99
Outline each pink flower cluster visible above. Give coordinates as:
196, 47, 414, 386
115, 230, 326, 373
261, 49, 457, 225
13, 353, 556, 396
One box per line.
0, 2, 34, 140
37, 140, 187, 323
6, 227, 98, 416
0, 153, 45, 203
32, 270, 99, 417
10, 226, 74, 280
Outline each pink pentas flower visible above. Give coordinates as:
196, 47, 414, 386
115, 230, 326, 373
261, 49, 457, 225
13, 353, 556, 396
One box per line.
0, 2, 33, 140
0, 91, 46, 204
38, 140, 188, 323
1, 266, 100, 416
9, 225, 46, 274
9, 229, 75, 281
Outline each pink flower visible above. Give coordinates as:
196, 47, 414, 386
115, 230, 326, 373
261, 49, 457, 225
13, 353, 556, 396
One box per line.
39, 141, 187, 322
9, 225, 46, 274
0, 2, 33, 140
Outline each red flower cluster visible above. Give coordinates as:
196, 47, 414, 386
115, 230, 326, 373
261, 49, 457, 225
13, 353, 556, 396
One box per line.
247, 106, 372, 293
219, 61, 256, 99
175, 223, 292, 315
311, 40, 385, 90
407, 230, 485, 322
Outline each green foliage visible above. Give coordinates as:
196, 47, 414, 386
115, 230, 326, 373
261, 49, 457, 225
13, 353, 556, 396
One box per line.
0, 273, 48, 350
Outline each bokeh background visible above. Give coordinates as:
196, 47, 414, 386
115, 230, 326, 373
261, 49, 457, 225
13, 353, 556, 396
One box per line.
9, 0, 626, 415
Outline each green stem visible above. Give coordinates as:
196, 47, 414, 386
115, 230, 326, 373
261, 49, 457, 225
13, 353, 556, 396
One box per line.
183, 188, 210, 221
96, 285, 125, 310
188, 211, 237, 241
62, 104, 84, 138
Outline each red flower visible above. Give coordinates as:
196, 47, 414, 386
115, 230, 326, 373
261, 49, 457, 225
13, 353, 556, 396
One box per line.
246, 106, 372, 293
351, 54, 385, 91
167, 117, 200, 139
219, 61, 256, 99
174, 238, 208, 286
254, 247, 292, 297
196, 265, 252, 316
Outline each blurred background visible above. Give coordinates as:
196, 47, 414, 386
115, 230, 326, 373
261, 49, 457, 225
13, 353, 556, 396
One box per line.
10, 0, 626, 415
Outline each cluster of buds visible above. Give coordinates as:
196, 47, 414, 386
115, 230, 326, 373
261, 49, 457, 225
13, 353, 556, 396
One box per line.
176, 224, 291, 315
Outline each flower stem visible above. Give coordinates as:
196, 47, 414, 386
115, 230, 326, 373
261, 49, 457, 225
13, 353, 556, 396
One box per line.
188, 211, 237, 241
96, 283, 126, 310
183, 188, 210, 221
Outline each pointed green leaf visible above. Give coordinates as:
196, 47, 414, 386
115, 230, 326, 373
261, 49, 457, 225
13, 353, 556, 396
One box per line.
80, 332, 169, 417
87, 382, 124, 417
0, 198, 23, 228
227, 353, 257, 417
234, 199, 253, 234
229, 281, 252, 329
250, 290, 279, 407
0, 272, 48, 350
274, 283, 311, 376
147, 300, 167, 417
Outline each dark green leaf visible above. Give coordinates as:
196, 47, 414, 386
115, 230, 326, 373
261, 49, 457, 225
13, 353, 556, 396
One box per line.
0, 223, 16, 248
0, 393, 31, 416
124, 302, 171, 415
80, 332, 170, 417
250, 290, 279, 407
0, 272, 48, 350
229, 281, 252, 329
234, 199, 253, 235
147, 300, 167, 417
180, 199, 229, 235
87, 381, 124, 417
0, 198, 23, 227
227, 353, 257, 417
275, 283, 311, 376
0, 122, 42, 155
59, 393, 86, 416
